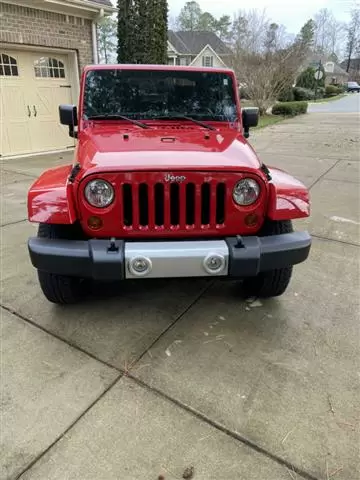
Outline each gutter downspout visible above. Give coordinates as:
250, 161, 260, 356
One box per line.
92, 8, 104, 64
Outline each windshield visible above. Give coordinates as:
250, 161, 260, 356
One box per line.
83, 69, 237, 123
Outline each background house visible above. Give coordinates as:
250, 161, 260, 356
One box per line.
0, 0, 115, 157
167, 31, 232, 68
308, 55, 349, 85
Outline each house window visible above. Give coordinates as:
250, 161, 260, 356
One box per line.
0, 53, 18, 76
34, 57, 65, 78
202, 56, 213, 67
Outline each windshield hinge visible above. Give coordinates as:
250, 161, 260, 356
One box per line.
260, 163, 272, 181
68, 163, 81, 183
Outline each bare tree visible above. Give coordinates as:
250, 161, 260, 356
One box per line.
230, 15, 313, 114
230, 9, 269, 55
313, 8, 347, 58
345, 8, 360, 72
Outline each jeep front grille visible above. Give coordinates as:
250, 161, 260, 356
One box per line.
121, 181, 226, 230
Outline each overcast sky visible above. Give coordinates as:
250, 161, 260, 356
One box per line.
168, 0, 354, 33
110, 0, 356, 33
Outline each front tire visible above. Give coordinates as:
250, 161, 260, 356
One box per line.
242, 220, 293, 298
37, 223, 88, 304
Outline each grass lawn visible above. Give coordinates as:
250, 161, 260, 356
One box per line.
309, 93, 346, 103
255, 114, 286, 129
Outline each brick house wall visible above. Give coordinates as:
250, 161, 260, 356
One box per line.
0, 2, 93, 71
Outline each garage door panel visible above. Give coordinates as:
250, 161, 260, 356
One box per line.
0, 80, 32, 155
1, 49, 76, 156
30, 84, 73, 150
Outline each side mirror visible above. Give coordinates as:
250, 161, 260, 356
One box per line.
242, 107, 259, 138
59, 104, 78, 138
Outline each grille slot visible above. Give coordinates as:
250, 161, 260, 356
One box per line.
139, 183, 148, 226
123, 184, 132, 226
216, 183, 226, 224
186, 183, 195, 225
122, 179, 226, 229
170, 183, 180, 225
154, 183, 164, 226
201, 183, 211, 225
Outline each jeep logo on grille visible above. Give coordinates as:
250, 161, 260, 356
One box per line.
164, 174, 186, 183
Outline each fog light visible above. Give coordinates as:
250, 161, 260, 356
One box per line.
245, 213, 258, 227
128, 256, 152, 277
87, 216, 103, 230
203, 253, 226, 275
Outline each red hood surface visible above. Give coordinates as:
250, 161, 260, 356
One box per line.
76, 124, 261, 176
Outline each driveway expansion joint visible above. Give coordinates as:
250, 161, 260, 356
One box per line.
15, 372, 123, 480
127, 374, 320, 480
311, 233, 360, 248
308, 159, 342, 190
133, 280, 214, 365
0, 304, 122, 372
1, 218, 28, 228
1, 168, 38, 179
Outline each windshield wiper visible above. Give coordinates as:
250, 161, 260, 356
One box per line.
152, 113, 216, 131
85, 114, 150, 129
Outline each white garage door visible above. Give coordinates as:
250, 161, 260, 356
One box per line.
0, 49, 75, 156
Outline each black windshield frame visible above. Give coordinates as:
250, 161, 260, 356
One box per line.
83, 69, 238, 123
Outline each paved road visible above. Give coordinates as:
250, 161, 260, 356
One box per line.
1, 112, 360, 480
308, 92, 360, 113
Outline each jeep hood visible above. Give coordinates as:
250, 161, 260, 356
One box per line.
76, 125, 261, 175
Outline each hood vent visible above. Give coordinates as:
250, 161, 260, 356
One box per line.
154, 124, 196, 130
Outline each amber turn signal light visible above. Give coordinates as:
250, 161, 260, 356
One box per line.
244, 213, 258, 227
87, 216, 103, 230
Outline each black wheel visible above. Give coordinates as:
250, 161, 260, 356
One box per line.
242, 219, 293, 298
37, 223, 88, 304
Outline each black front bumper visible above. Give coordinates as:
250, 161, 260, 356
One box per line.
28, 232, 311, 281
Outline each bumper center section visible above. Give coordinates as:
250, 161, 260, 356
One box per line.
125, 240, 229, 279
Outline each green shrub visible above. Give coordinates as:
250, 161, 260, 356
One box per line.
293, 87, 315, 101
272, 101, 308, 116
325, 85, 342, 97
277, 85, 294, 102
296, 66, 325, 89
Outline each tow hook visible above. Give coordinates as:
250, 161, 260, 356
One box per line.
235, 235, 245, 248
107, 237, 119, 252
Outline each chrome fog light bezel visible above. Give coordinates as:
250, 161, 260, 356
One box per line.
128, 256, 152, 277
203, 253, 226, 275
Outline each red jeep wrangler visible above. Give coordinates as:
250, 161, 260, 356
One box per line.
27, 65, 311, 304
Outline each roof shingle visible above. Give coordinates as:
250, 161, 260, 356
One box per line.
168, 30, 232, 55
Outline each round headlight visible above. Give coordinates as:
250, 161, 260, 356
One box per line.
84, 179, 114, 208
233, 178, 260, 206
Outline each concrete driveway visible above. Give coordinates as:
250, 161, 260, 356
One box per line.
1, 111, 359, 480
308, 93, 360, 113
